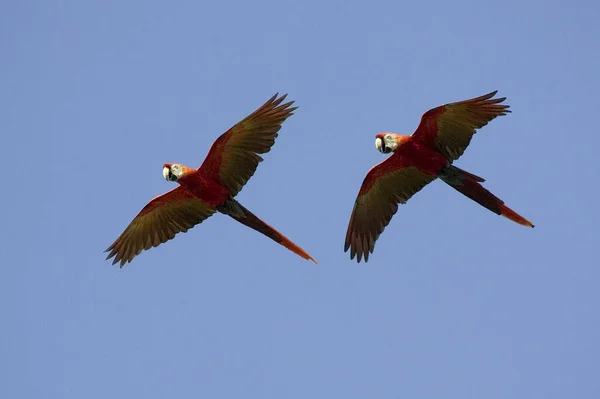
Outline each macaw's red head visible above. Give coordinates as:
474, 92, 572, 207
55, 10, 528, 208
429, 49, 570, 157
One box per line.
375, 133, 408, 154
162, 163, 192, 183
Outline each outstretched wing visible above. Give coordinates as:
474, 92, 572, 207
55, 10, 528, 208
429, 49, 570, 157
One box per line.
412, 91, 510, 161
345, 155, 436, 263
105, 187, 216, 267
198, 93, 296, 197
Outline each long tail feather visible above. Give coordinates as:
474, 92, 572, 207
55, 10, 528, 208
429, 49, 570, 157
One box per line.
440, 166, 534, 228
222, 200, 317, 263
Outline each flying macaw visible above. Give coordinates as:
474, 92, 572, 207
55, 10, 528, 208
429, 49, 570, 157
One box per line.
106, 94, 316, 267
345, 91, 534, 263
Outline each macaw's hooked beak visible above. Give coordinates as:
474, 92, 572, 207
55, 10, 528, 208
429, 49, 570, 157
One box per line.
162, 166, 171, 181
375, 137, 391, 154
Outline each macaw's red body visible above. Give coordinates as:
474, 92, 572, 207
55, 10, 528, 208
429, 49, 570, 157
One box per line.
345, 91, 534, 263
106, 94, 316, 267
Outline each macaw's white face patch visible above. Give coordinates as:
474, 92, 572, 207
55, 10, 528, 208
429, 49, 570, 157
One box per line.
376, 134, 397, 154
164, 164, 183, 182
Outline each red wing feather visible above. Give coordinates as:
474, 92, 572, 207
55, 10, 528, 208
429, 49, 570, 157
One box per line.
345, 154, 436, 263
105, 187, 216, 267
412, 91, 510, 161
198, 93, 296, 197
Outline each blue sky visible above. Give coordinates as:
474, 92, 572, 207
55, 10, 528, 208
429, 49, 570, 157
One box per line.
2, 0, 599, 397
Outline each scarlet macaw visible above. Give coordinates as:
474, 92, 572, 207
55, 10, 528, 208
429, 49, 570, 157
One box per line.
106, 94, 316, 267
345, 91, 534, 263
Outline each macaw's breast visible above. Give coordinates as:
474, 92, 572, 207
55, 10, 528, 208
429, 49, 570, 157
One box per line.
401, 139, 449, 176
178, 171, 231, 207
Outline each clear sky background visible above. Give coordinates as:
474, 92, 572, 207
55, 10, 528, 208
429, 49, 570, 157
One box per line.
2, 0, 599, 398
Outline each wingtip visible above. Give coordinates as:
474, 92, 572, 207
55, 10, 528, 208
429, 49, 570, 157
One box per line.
105, 250, 127, 268
273, 92, 288, 103
475, 90, 498, 101
270, 93, 296, 112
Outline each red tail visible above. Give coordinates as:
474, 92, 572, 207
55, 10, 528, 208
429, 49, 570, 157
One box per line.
225, 201, 317, 263
439, 166, 534, 228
